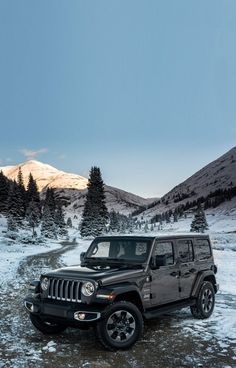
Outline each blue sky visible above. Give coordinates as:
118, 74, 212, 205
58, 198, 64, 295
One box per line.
0, 1, 235, 197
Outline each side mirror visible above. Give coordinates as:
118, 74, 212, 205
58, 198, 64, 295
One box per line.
150, 255, 167, 269
80, 252, 86, 264
150, 256, 159, 270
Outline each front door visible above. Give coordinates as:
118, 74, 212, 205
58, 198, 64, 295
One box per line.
150, 240, 180, 306
176, 239, 198, 299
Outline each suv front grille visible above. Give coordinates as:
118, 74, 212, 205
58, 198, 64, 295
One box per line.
47, 278, 81, 303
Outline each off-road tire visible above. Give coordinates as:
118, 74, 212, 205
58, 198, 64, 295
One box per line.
30, 314, 67, 334
96, 301, 143, 351
190, 281, 215, 319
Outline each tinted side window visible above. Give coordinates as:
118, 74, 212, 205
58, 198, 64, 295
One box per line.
154, 242, 174, 266
178, 240, 194, 263
195, 239, 211, 260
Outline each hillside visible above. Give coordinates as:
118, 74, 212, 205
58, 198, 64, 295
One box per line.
137, 146, 236, 220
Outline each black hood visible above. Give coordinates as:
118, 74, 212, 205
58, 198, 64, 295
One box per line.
44, 265, 145, 286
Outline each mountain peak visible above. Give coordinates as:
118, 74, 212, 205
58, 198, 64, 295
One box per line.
0, 160, 88, 191
20, 159, 59, 170
24, 159, 45, 165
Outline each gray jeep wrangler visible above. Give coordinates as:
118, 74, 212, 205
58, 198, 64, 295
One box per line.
24, 234, 218, 350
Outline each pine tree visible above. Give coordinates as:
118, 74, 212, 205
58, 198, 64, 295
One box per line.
127, 214, 134, 233
120, 219, 127, 234
80, 167, 108, 237
26, 200, 41, 236
190, 205, 209, 233
67, 217, 73, 228
17, 167, 26, 216
144, 222, 149, 233
7, 215, 18, 232
173, 211, 178, 223
7, 181, 25, 226
109, 210, 119, 232
26, 173, 41, 212
41, 204, 56, 238
0, 171, 10, 213
165, 212, 170, 223
55, 204, 68, 237
44, 188, 56, 218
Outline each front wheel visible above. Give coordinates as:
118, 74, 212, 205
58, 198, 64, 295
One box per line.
96, 301, 143, 351
190, 281, 215, 319
30, 314, 67, 334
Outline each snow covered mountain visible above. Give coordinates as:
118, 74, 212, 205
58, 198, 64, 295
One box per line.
0, 160, 88, 191
0, 160, 156, 215
138, 146, 236, 219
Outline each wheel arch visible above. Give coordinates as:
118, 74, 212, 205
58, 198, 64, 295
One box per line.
113, 290, 144, 312
191, 271, 217, 297
203, 275, 217, 292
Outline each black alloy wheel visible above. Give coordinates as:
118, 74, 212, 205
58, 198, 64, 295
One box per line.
96, 301, 143, 350
191, 281, 215, 319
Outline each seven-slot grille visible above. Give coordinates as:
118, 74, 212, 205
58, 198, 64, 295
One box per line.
47, 278, 81, 302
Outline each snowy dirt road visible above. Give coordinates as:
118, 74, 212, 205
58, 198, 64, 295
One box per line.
0, 243, 236, 368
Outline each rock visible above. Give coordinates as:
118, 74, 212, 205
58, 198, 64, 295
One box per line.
48, 347, 56, 353
47, 340, 57, 347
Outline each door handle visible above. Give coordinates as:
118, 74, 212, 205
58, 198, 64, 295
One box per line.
183, 269, 196, 277
183, 270, 196, 277
170, 271, 178, 277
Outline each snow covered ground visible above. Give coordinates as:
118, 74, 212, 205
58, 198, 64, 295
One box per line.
0, 237, 61, 289
0, 214, 63, 290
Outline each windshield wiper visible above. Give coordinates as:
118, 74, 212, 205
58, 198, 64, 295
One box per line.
107, 258, 144, 265
83, 257, 143, 269
83, 258, 120, 267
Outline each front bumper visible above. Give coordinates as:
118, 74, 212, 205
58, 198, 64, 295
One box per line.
24, 295, 103, 324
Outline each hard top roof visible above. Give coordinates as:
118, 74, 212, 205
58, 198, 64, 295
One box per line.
95, 234, 209, 241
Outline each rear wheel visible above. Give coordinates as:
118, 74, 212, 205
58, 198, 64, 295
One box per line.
30, 314, 67, 334
190, 281, 215, 319
96, 301, 143, 350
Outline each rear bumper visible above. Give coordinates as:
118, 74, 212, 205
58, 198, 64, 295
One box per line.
24, 295, 103, 324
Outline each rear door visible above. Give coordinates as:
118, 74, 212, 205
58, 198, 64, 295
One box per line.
150, 240, 180, 306
176, 239, 198, 299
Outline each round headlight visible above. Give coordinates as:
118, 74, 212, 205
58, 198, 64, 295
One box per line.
41, 277, 49, 291
81, 281, 95, 297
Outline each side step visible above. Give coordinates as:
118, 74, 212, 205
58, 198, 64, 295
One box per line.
144, 298, 196, 319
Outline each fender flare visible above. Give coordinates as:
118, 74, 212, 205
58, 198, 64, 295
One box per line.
191, 271, 217, 297
95, 284, 143, 308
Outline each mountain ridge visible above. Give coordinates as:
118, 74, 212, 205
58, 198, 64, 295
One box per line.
137, 146, 236, 219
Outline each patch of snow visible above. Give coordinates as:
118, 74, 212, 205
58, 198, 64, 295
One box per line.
0, 236, 61, 289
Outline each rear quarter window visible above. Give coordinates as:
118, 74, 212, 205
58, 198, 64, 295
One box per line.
194, 239, 211, 260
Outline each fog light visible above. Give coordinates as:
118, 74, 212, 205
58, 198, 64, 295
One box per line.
24, 301, 34, 312
74, 312, 86, 321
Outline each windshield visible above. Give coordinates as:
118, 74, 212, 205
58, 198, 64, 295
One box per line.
85, 239, 152, 264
